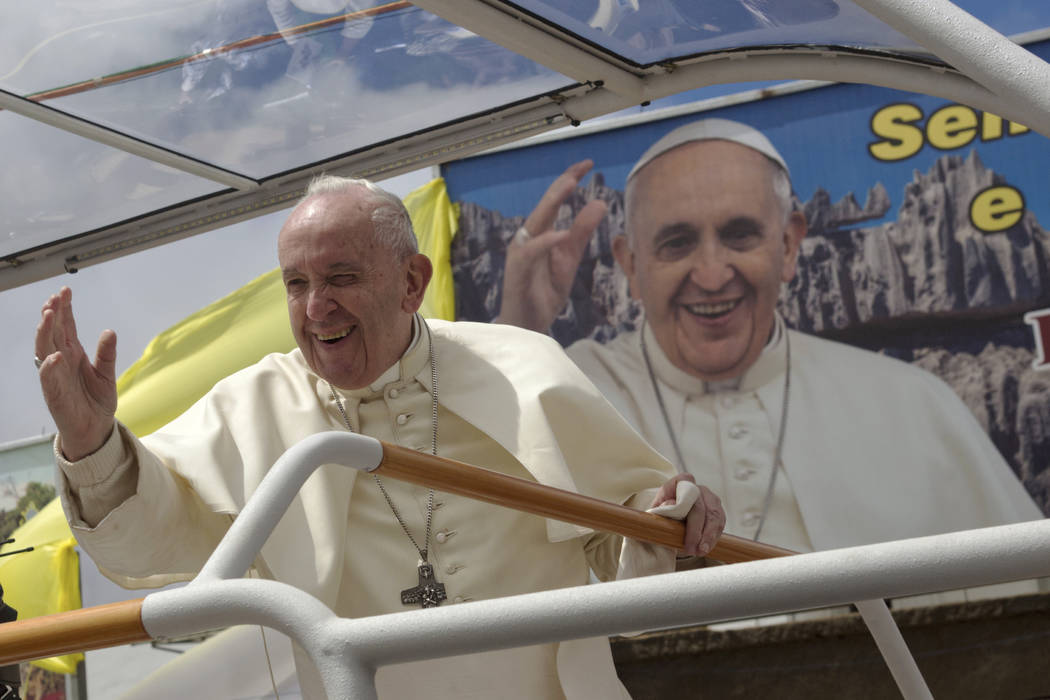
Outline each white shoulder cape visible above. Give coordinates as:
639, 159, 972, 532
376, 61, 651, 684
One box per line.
569, 327, 1042, 551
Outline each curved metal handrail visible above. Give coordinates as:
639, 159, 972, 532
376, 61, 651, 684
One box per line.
4, 432, 1048, 697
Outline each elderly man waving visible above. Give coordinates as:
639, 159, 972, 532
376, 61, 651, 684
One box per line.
37, 176, 725, 699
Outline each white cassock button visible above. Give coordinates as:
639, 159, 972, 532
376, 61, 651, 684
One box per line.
740, 509, 762, 527
388, 388, 400, 399
396, 413, 410, 425
728, 424, 748, 440
454, 596, 465, 604
435, 529, 454, 544
734, 467, 754, 481
446, 564, 462, 575
720, 396, 735, 410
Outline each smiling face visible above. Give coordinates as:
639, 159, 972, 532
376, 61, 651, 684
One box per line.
278, 189, 431, 389
617, 139, 806, 381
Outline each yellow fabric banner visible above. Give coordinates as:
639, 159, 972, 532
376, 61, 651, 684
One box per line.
115, 267, 295, 437
0, 499, 82, 673
404, 177, 459, 321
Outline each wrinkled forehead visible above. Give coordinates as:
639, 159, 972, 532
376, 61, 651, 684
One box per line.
288, 188, 378, 229
278, 192, 379, 253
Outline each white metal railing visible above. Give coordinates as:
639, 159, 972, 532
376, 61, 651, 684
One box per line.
140, 516, 1050, 699
148, 432, 1050, 699
4, 431, 1049, 699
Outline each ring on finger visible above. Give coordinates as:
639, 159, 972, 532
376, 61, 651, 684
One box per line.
34, 355, 43, 370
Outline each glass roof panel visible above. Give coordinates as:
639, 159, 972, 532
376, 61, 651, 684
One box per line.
0, 111, 222, 259
1, 1, 572, 180
507, 0, 1050, 67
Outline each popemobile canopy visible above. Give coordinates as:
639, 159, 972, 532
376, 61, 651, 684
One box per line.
4, 0, 1050, 292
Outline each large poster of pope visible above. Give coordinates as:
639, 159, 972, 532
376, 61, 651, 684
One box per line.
440, 40, 1050, 552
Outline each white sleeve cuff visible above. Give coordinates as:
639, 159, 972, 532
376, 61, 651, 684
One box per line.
55, 422, 125, 489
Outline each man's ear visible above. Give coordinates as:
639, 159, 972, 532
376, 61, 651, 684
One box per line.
402, 253, 433, 313
781, 211, 807, 283
612, 234, 642, 301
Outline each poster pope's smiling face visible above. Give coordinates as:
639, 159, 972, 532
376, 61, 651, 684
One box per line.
616, 139, 806, 381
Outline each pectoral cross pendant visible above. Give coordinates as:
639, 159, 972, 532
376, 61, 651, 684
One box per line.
401, 562, 447, 608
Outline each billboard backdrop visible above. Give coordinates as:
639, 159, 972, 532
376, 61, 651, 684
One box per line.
442, 40, 1050, 516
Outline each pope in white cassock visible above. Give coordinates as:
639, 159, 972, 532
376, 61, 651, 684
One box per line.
496, 118, 1043, 566
35, 177, 727, 699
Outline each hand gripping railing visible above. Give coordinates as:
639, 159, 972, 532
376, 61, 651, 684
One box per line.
2, 432, 1049, 699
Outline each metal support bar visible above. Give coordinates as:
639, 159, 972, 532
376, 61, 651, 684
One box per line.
853, 0, 1050, 136
411, 0, 645, 100
562, 51, 1044, 138
855, 600, 932, 700
0, 88, 258, 192
137, 518, 1050, 700
194, 432, 383, 582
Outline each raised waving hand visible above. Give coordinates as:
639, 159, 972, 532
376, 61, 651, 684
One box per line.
35, 287, 118, 461
494, 160, 607, 332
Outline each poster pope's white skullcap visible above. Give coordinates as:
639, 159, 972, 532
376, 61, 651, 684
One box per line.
627, 117, 790, 182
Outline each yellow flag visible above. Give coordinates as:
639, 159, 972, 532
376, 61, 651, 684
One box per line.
115, 268, 296, 437
404, 177, 459, 321
0, 500, 82, 673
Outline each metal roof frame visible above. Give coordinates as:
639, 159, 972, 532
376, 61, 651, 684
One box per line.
4, 0, 1050, 291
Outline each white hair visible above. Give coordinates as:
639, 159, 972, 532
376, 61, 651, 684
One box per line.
301, 174, 418, 259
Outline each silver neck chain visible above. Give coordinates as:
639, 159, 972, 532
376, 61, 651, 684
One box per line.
328, 325, 439, 563
639, 320, 791, 542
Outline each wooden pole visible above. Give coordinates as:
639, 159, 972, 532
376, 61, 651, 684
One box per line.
0, 442, 794, 666
0, 598, 148, 666
378, 443, 795, 564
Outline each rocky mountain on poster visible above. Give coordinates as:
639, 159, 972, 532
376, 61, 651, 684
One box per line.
450, 152, 1050, 512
